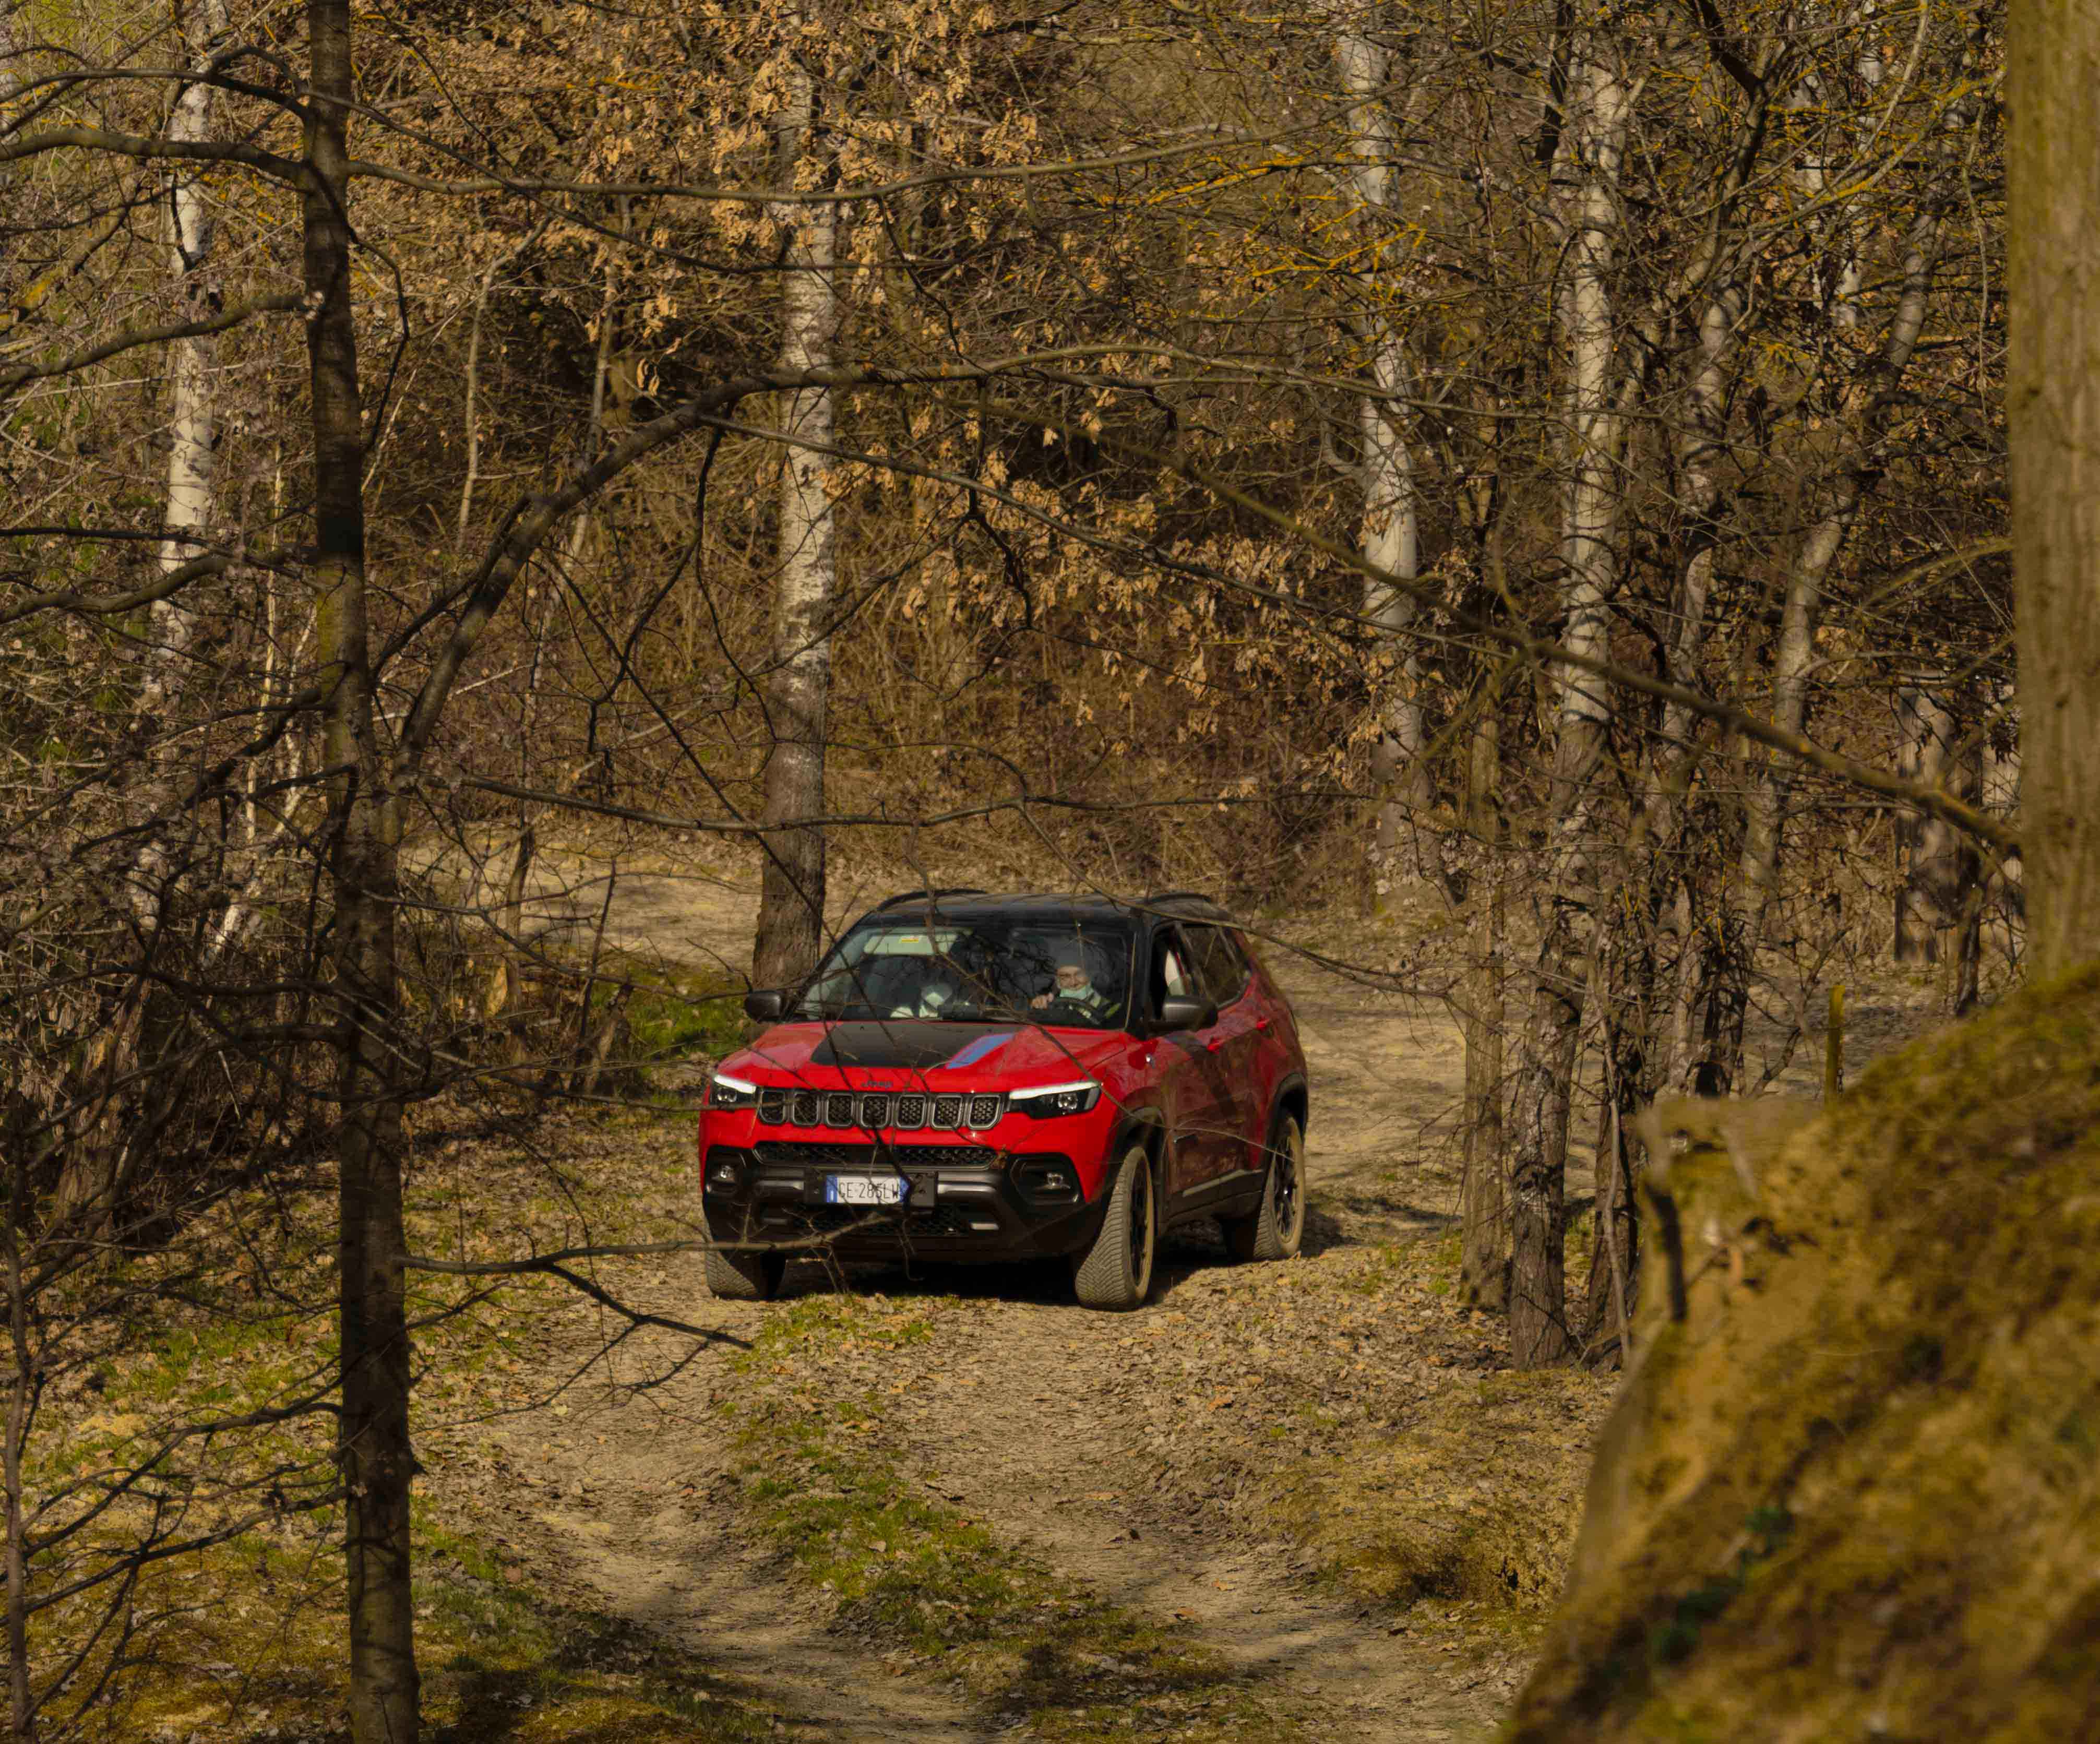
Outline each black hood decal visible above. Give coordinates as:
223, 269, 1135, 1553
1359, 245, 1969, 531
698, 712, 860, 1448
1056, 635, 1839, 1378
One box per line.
808, 1021, 1012, 1072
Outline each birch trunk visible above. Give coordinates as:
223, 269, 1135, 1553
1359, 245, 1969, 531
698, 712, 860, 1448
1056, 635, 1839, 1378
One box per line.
2009, 0, 2100, 979
304, 4, 418, 1737
1331, 13, 1429, 873
54, 0, 229, 1223
1507, 39, 1628, 1368
142, 0, 228, 748
751, 33, 839, 992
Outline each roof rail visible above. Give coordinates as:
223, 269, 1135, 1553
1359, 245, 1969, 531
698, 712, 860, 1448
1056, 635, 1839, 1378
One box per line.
872, 886, 988, 911
1144, 890, 1220, 907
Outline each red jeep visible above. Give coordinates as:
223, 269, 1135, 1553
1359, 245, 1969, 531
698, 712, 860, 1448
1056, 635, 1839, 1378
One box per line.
696, 891, 1309, 1309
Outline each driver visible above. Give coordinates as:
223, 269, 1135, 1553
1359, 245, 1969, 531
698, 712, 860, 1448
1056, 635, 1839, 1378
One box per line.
1031, 939, 1107, 1017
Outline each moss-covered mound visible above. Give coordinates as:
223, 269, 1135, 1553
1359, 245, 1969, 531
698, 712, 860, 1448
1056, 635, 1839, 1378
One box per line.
1509, 966, 2100, 1744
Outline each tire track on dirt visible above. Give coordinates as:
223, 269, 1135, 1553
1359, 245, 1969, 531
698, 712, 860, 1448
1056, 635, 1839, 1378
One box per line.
465, 1298, 992, 1743
844, 1257, 1508, 1741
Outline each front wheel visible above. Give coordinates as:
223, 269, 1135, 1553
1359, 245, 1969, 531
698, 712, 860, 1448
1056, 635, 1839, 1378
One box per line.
1223, 1109, 1306, 1262
704, 1241, 786, 1301
1071, 1143, 1155, 1310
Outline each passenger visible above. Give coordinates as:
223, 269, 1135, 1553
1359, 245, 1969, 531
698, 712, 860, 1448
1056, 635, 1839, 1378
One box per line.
1031, 939, 1109, 1019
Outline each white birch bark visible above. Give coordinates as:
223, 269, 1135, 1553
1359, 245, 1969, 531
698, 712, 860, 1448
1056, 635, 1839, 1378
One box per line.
1331, 11, 1428, 867
59, 0, 231, 1219
1507, 37, 1630, 1368
751, 27, 840, 988
129, 0, 230, 915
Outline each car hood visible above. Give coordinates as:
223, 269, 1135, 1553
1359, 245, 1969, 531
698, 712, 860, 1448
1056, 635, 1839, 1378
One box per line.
724, 1020, 1127, 1085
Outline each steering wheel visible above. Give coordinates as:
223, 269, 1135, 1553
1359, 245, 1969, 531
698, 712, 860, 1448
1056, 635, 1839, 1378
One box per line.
1038, 994, 1097, 1020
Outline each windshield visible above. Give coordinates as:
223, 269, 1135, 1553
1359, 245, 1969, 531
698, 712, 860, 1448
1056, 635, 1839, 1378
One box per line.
797, 918, 1136, 1030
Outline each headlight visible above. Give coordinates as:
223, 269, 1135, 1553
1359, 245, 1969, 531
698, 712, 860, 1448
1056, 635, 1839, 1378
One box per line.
1008, 1081, 1101, 1119
707, 1072, 759, 1109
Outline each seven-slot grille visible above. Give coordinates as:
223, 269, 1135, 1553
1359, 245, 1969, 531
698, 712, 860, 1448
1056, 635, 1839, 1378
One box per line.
749, 1087, 1003, 1130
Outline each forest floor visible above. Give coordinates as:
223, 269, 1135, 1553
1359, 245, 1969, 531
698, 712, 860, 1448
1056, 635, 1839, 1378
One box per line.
397, 840, 1928, 1744
107, 840, 1956, 1743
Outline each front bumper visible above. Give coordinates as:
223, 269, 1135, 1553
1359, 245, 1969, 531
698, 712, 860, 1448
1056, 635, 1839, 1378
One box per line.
700, 1138, 1111, 1261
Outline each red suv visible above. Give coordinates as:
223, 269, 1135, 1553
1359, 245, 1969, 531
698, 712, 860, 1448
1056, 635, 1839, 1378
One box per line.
697, 892, 1309, 1310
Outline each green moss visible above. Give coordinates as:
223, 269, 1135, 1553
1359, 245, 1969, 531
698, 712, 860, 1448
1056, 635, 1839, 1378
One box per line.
1509, 965, 2100, 1743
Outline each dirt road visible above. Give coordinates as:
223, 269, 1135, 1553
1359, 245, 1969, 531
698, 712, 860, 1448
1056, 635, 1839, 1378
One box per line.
431, 857, 1603, 1740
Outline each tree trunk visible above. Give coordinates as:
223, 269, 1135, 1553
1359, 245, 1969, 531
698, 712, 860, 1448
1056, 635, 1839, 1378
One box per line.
304, 4, 418, 1739
1893, 674, 1972, 963
1582, 960, 1641, 1354
487, 825, 535, 1021
751, 33, 838, 993
1459, 707, 1507, 1311
1361, 329, 1428, 862
1332, 13, 1430, 876
144, 0, 226, 736
1979, 679, 2023, 972
1507, 39, 1628, 1369
1999, 0, 2100, 982
2008, 0, 2100, 979
1631, 276, 1742, 1112
53, 0, 230, 1226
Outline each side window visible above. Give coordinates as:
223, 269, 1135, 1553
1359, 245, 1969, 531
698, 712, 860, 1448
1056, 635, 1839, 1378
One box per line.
1188, 925, 1251, 1006
1148, 927, 1197, 1013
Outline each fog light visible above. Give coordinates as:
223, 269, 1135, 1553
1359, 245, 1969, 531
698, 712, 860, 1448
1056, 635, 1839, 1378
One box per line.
703, 1148, 747, 1195
1015, 1156, 1082, 1206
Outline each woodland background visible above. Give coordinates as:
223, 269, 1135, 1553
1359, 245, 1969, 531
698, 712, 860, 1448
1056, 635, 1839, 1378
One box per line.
0, 0, 2042, 1738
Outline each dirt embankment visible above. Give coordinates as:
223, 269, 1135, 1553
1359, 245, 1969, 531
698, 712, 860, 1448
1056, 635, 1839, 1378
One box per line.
1510, 967, 2100, 1742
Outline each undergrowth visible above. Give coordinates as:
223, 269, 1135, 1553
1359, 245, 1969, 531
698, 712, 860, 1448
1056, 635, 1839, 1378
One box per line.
37, 1090, 751, 1743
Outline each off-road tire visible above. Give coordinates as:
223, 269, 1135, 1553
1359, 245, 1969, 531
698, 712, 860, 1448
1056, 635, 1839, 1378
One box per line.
704, 1241, 787, 1301
1072, 1142, 1155, 1310
1224, 1109, 1306, 1262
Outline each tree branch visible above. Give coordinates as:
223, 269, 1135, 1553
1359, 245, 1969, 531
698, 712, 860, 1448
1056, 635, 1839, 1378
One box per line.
0, 291, 303, 400
0, 125, 302, 182
0, 552, 230, 628
400, 1247, 749, 1345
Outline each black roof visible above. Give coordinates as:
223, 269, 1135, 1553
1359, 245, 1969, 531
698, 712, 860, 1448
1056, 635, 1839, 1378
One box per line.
856, 889, 1236, 926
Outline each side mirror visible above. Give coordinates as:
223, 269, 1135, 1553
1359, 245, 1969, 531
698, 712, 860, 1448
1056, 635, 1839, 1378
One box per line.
743, 988, 787, 1023
1153, 995, 1218, 1034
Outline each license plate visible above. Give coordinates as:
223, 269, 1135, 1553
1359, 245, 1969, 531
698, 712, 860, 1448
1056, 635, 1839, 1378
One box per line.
824, 1174, 907, 1207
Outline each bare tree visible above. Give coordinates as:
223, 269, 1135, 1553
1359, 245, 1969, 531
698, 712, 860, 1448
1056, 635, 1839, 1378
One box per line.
1330, 5, 1429, 877
752, 18, 843, 992
2008, 0, 2099, 977
1506, 14, 1631, 1369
